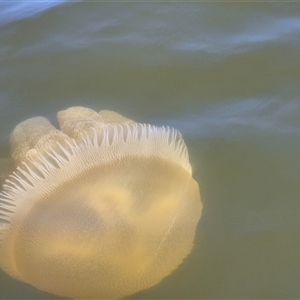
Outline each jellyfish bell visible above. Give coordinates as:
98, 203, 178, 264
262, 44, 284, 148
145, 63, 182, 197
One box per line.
0, 107, 202, 299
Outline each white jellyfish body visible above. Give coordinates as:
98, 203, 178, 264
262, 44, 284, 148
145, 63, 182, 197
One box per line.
0, 107, 202, 299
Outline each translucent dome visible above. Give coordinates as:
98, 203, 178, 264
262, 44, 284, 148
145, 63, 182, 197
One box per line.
0, 106, 202, 299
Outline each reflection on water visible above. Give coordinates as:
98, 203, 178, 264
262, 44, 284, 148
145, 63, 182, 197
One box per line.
0, 2, 66, 26
1, 2, 300, 299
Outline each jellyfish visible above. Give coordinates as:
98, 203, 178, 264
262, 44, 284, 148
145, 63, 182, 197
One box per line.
0, 106, 202, 299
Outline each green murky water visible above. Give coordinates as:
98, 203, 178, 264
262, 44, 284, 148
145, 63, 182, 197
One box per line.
1, 2, 300, 299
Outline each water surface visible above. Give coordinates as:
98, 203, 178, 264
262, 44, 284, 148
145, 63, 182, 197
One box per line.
1, 2, 300, 299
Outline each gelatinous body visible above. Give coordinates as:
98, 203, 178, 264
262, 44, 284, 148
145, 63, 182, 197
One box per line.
0, 107, 202, 299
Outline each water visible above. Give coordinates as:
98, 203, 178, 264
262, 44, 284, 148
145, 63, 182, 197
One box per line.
1, 2, 300, 299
